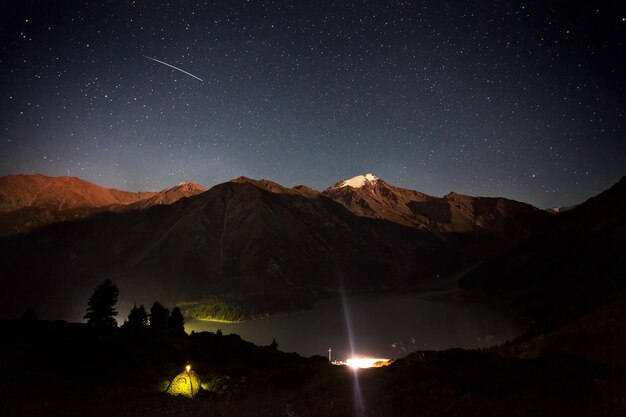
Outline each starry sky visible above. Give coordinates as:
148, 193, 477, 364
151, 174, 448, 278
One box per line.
1, 1, 625, 208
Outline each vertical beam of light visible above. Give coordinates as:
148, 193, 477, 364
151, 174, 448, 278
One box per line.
340, 284, 365, 417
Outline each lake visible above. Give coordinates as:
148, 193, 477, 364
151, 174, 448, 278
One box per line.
185, 293, 525, 360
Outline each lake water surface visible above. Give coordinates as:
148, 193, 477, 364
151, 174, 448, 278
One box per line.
185, 293, 525, 360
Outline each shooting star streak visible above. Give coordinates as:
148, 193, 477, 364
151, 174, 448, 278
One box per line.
143, 55, 203, 82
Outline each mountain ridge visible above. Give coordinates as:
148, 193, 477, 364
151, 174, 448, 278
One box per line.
322, 172, 553, 255
0, 172, 555, 255
0, 173, 157, 213
0, 174, 206, 236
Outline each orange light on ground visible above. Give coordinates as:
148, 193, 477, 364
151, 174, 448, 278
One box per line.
345, 357, 392, 369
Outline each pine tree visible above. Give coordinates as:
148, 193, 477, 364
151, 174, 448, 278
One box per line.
169, 307, 185, 334
84, 279, 119, 328
123, 304, 148, 330
149, 302, 169, 329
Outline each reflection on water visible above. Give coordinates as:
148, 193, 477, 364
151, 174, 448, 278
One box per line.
185, 293, 524, 359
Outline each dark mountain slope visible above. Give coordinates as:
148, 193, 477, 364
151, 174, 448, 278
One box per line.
459, 177, 626, 322
0, 178, 464, 321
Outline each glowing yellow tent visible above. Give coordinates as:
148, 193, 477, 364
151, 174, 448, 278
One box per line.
166, 366, 201, 398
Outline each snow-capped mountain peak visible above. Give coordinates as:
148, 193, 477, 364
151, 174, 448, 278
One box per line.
167, 181, 205, 192
340, 173, 380, 188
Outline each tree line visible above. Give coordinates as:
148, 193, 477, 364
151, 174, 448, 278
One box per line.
83, 279, 185, 334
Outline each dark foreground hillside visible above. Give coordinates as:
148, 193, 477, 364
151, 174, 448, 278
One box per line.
459, 177, 626, 325
1, 318, 624, 417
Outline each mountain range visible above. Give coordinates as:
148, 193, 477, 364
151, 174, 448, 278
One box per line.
322, 173, 552, 256
0, 172, 622, 325
0, 174, 205, 236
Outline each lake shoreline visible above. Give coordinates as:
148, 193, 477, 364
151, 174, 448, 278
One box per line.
185, 292, 527, 358
187, 284, 532, 334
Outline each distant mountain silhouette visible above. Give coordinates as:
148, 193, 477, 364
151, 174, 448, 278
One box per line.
0, 173, 156, 212
459, 177, 626, 322
545, 205, 577, 214
0, 174, 205, 236
323, 173, 553, 255
122, 181, 205, 210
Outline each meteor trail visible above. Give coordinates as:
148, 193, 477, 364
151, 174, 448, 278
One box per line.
143, 55, 203, 82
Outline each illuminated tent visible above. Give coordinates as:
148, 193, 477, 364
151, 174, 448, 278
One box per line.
166, 366, 201, 398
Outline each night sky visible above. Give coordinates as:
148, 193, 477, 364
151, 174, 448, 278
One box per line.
1, 1, 625, 208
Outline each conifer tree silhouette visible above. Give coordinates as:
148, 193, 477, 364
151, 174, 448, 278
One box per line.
169, 306, 185, 334
84, 279, 119, 328
123, 304, 148, 330
149, 302, 169, 329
